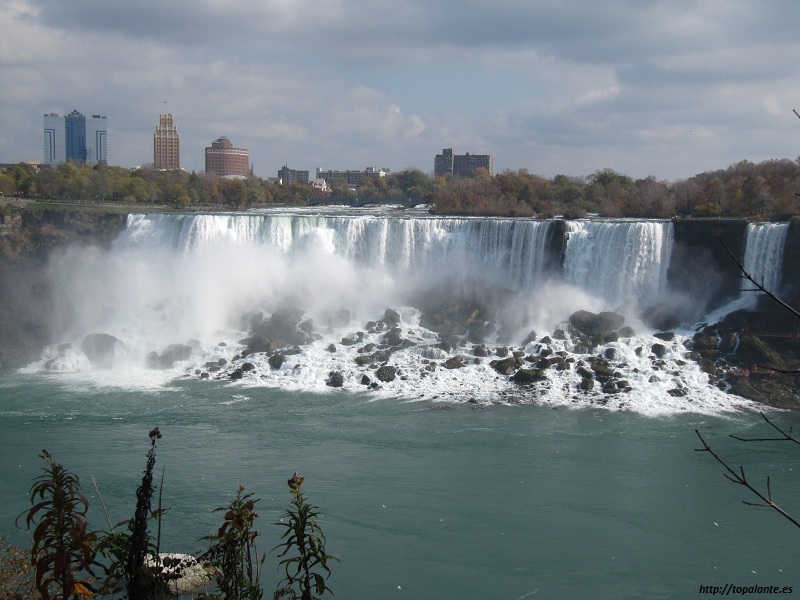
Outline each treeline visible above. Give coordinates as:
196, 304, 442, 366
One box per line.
3, 157, 800, 218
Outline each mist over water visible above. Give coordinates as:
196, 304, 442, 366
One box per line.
24, 209, 789, 415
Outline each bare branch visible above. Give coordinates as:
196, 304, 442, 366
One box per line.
721, 240, 800, 320
755, 363, 800, 375
694, 430, 800, 528
730, 412, 800, 445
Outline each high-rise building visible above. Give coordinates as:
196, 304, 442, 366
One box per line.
153, 113, 180, 170
205, 136, 251, 177
43, 110, 107, 166
434, 148, 493, 178
315, 166, 387, 187
278, 165, 309, 185
43, 113, 65, 165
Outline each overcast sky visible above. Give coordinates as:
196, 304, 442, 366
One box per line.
2, 0, 800, 181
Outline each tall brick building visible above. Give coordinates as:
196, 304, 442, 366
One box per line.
153, 113, 180, 170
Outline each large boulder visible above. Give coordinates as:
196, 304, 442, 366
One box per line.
250, 308, 310, 349
82, 333, 123, 368
569, 310, 625, 339
151, 344, 192, 369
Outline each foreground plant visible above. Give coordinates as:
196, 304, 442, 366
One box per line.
273, 473, 337, 600
0, 536, 40, 600
96, 427, 168, 599
201, 486, 264, 600
17, 450, 100, 600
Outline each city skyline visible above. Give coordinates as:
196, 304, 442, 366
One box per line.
4, 2, 800, 181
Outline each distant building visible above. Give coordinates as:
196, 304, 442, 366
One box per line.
43, 110, 107, 166
205, 136, 251, 177
315, 166, 387, 187
153, 114, 180, 170
278, 165, 309, 185
434, 148, 493, 178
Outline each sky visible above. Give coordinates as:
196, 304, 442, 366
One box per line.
2, 0, 800, 181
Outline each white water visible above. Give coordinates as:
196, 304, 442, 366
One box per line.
563, 220, 673, 310
704, 222, 789, 323
26, 211, 787, 416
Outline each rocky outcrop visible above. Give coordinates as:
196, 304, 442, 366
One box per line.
146, 343, 192, 369
82, 333, 123, 368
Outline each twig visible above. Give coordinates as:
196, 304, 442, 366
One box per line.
91, 475, 115, 531
721, 240, 800, 320
695, 430, 800, 528
729, 411, 800, 445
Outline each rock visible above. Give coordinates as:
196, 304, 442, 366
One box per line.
326, 343, 336, 353
444, 356, 466, 369
375, 365, 397, 382
579, 377, 594, 391
490, 357, 518, 375
230, 368, 243, 380
618, 326, 635, 338
382, 328, 403, 347
327, 371, 344, 387
384, 308, 401, 326
651, 343, 668, 358
268, 354, 285, 370
512, 368, 546, 384
569, 310, 625, 338
473, 345, 488, 357
654, 331, 675, 342
354, 355, 372, 366
241, 362, 256, 372
494, 346, 509, 357
340, 334, 359, 346
145, 553, 215, 595
82, 333, 122, 368
360, 374, 371, 386
146, 343, 192, 369
718, 331, 738, 354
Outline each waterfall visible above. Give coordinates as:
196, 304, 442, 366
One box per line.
120, 212, 556, 291
562, 220, 673, 308
743, 222, 789, 295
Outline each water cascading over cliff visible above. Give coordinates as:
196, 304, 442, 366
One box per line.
30, 210, 790, 414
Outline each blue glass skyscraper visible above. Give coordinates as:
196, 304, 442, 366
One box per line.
43, 110, 107, 166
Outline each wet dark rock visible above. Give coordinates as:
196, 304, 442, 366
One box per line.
268, 354, 285, 370
230, 369, 243, 380
241, 362, 256, 372
82, 333, 123, 368
512, 368, 546, 384
473, 345, 488, 357
360, 374, 371, 386
651, 343, 668, 358
384, 308, 401, 326
654, 331, 675, 342
327, 371, 344, 388
375, 365, 397, 382
444, 356, 466, 369
490, 357, 519, 375
569, 310, 625, 338
146, 343, 192, 369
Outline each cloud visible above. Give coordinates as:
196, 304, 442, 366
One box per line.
3, 0, 800, 180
